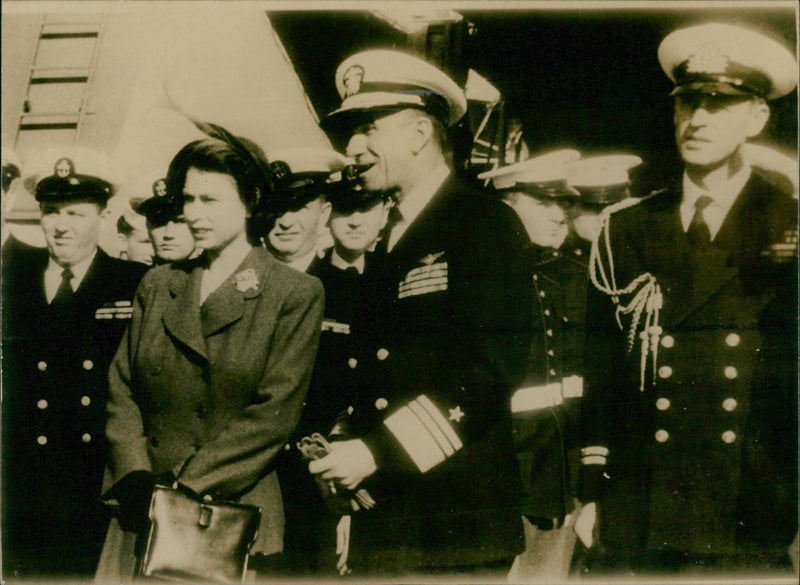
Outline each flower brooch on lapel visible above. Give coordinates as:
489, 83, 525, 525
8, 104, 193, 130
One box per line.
233, 268, 259, 293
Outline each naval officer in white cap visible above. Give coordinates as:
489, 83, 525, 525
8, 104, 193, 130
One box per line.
577, 22, 798, 575
310, 49, 533, 578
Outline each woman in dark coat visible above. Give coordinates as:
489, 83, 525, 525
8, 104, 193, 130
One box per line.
95, 136, 325, 582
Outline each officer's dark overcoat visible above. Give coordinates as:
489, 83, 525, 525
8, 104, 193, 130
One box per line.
581, 171, 798, 560
1, 246, 147, 576
340, 175, 533, 572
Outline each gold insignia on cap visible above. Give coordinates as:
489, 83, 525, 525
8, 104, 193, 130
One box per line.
152, 178, 167, 198
54, 157, 75, 178
343, 65, 365, 98
686, 43, 729, 75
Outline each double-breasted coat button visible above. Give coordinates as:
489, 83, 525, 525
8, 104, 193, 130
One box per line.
544, 309, 551, 316
348, 358, 358, 369
37, 399, 48, 409
724, 366, 738, 379
375, 398, 388, 410
533, 274, 538, 281
661, 335, 674, 348
81, 396, 91, 406
655, 429, 669, 443
547, 349, 555, 357
37, 435, 48, 445
82, 360, 93, 371
562, 316, 568, 322
658, 365, 673, 379
37, 361, 48, 372
377, 348, 389, 361
539, 291, 546, 298
722, 398, 738, 412
722, 430, 736, 444
656, 398, 671, 410
725, 333, 741, 347
549, 368, 556, 376
284, 444, 291, 451
546, 329, 553, 337
82, 433, 92, 443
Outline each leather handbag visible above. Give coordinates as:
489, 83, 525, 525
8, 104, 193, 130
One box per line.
139, 484, 261, 584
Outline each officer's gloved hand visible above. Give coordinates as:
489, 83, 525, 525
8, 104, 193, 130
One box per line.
110, 470, 157, 534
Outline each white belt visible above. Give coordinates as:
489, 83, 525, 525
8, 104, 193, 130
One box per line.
511, 377, 583, 413
511, 383, 563, 413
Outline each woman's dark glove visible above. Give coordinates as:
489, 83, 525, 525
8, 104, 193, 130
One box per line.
110, 470, 157, 534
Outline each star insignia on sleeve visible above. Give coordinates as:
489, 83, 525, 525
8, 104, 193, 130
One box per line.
420, 251, 445, 265
448, 406, 464, 423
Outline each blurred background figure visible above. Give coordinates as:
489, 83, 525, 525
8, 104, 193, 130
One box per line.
129, 172, 198, 264
264, 147, 345, 272
116, 207, 153, 265
567, 154, 642, 250
1, 147, 38, 267
480, 150, 587, 582
280, 168, 394, 576
1, 148, 148, 579
97, 132, 324, 582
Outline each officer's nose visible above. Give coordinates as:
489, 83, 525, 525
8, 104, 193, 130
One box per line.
346, 135, 368, 159
54, 211, 70, 231
163, 221, 177, 239
348, 212, 364, 228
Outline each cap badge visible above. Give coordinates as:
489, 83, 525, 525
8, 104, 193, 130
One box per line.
233, 268, 259, 293
686, 43, 729, 75
269, 160, 291, 184
54, 157, 75, 178
343, 65, 365, 98
152, 178, 167, 198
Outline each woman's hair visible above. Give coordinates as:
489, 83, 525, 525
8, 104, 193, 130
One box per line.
166, 136, 276, 244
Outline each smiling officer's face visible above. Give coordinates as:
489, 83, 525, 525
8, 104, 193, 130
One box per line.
345, 110, 419, 193
40, 199, 103, 267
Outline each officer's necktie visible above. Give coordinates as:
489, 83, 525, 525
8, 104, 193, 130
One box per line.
376, 205, 404, 254
686, 195, 714, 249
51, 267, 74, 306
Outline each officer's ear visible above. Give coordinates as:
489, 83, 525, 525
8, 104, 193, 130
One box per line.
409, 113, 434, 155
744, 98, 770, 139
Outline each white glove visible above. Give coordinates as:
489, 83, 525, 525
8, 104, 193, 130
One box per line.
574, 502, 597, 549
336, 515, 352, 575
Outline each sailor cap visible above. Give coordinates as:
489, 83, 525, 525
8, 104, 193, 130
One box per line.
478, 149, 581, 197
567, 154, 642, 205
267, 147, 349, 212
29, 148, 114, 204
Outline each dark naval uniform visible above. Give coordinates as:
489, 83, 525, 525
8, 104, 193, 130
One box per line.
1, 246, 147, 576
580, 171, 798, 571
281, 248, 371, 574
512, 238, 588, 526
339, 175, 533, 573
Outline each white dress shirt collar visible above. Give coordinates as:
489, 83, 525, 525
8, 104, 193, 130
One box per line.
389, 163, 451, 251
331, 249, 365, 274
44, 249, 98, 303
680, 165, 751, 238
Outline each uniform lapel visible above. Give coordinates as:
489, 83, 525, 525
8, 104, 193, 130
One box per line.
668, 181, 749, 326
200, 248, 269, 338
163, 260, 208, 360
